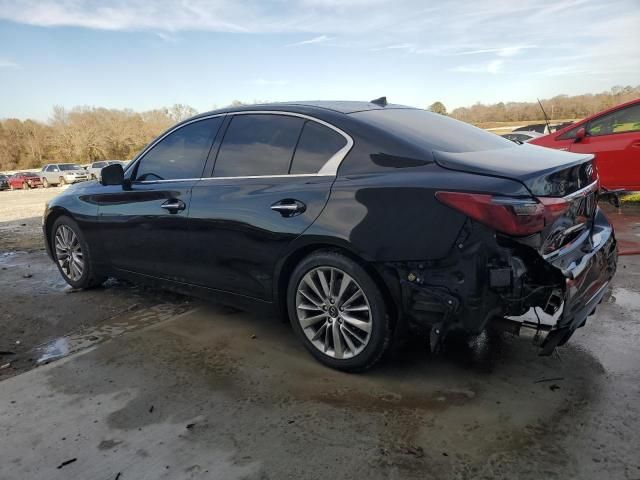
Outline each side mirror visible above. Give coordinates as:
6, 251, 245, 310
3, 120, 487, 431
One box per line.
574, 127, 586, 143
100, 163, 124, 186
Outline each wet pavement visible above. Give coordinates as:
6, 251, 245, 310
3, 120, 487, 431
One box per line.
603, 203, 640, 255
1, 190, 640, 479
1, 255, 639, 479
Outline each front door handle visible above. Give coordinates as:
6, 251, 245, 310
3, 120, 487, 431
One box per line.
160, 199, 186, 213
270, 199, 306, 217
631, 141, 640, 149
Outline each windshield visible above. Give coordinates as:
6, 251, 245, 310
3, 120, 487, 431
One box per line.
59, 164, 82, 171
351, 108, 514, 153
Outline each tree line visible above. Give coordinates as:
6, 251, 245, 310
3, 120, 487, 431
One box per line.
1, 86, 638, 171
447, 85, 640, 124
0, 104, 198, 171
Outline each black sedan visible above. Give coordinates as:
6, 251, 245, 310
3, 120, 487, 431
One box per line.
43, 100, 617, 371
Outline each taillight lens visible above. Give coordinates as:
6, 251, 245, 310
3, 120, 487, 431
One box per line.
538, 196, 571, 223
435, 191, 568, 236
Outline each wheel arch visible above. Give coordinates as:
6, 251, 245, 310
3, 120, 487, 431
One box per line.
273, 238, 402, 328
44, 207, 75, 257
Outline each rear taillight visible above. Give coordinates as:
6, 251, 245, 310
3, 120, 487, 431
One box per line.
538, 196, 571, 223
435, 191, 569, 237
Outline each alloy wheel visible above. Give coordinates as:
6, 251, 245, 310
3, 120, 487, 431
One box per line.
54, 224, 84, 281
295, 266, 372, 359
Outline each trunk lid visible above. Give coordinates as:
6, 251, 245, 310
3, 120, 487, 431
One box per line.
433, 144, 599, 256
433, 144, 596, 197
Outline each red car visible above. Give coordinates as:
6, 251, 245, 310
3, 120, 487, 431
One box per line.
8, 172, 43, 190
530, 98, 640, 191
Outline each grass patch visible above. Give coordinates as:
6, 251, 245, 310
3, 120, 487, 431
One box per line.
621, 192, 640, 203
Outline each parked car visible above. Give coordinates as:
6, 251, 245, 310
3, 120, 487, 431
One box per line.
0, 173, 9, 190
43, 101, 617, 371
8, 172, 43, 189
530, 99, 640, 191
501, 131, 544, 143
513, 123, 550, 134
40, 163, 90, 187
512, 122, 573, 134
87, 160, 127, 181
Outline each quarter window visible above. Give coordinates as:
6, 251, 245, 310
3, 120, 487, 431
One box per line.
214, 114, 304, 177
290, 121, 347, 174
135, 117, 222, 181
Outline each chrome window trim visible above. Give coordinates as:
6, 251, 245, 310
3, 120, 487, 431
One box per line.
135, 173, 333, 184
127, 110, 353, 184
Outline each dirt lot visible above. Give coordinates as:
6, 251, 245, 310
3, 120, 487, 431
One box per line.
1, 187, 640, 479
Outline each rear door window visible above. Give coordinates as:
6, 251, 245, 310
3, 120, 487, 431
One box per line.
135, 117, 222, 181
290, 121, 347, 174
587, 104, 640, 136
214, 114, 304, 177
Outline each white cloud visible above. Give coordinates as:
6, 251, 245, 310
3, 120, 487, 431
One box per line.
452, 59, 504, 74
251, 78, 289, 86
449, 45, 535, 57
286, 35, 332, 47
0, 0, 637, 86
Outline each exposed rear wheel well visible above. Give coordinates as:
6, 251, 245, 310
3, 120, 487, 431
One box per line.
276, 244, 399, 326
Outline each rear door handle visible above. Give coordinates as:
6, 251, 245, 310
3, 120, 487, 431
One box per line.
270, 199, 306, 217
160, 199, 186, 213
631, 141, 640, 149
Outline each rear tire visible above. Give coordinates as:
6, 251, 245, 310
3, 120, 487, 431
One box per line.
287, 250, 392, 372
51, 216, 106, 289
22, 182, 29, 190
59, 177, 66, 186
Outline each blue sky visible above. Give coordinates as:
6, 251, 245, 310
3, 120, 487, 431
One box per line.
0, 0, 638, 120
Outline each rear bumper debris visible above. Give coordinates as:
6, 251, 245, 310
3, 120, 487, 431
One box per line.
393, 207, 617, 354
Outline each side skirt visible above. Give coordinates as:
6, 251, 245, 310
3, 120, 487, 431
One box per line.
111, 268, 276, 315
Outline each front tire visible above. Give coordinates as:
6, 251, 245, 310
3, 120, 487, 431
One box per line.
51, 216, 106, 289
287, 251, 392, 372
42, 178, 49, 188
22, 182, 29, 190
59, 177, 66, 186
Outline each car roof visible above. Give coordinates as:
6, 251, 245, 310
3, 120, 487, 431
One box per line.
192, 100, 414, 119
509, 130, 544, 137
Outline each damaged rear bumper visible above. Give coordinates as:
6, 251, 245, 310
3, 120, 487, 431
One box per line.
538, 208, 617, 354
392, 207, 617, 354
